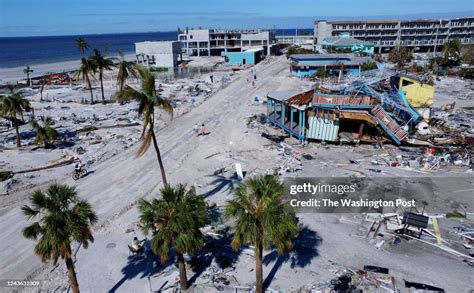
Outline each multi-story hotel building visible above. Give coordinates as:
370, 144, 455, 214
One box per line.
314, 17, 474, 53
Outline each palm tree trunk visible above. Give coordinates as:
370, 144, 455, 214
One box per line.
255, 241, 264, 293
65, 256, 80, 293
99, 69, 105, 103
14, 117, 20, 148
150, 128, 168, 185
86, 76, 93, 104
176, 252, 188, 290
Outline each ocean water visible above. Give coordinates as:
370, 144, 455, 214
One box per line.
0, 31, 178, 68
0, 29, 311, 69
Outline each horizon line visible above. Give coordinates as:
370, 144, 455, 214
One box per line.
2, 11, 473, 38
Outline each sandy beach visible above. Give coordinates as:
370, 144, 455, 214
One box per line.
0, 54, 138, 84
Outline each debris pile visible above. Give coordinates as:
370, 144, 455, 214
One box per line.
308, 264, 449, 292
265, 67, 473, 151
361, 212, 474, 265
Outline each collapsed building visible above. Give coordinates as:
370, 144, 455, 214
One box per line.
266, 68, 435, 145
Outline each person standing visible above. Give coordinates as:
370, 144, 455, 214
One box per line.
198, 123, 206, 136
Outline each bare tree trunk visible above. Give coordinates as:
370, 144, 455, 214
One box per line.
255, 240, 263, 293
150, 128, 168, 185
86, 76, 94, 104
99, 69, 105, 103
176, 252, 188, 290
14, 117, 20, 148
65, 256, 80, 293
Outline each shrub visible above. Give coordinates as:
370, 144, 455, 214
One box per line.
0, 171, 14, 181
361, 61, 378, 71
459, 68, 474, 79
388, 46, 413, 69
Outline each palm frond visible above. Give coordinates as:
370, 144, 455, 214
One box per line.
154, 97, 174, 119
139, 184, 209, 261
22, 184, 97, 263
225, 175, 298, 254
136, 127, 153, 157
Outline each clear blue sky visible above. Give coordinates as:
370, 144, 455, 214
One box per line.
1, 0, 473, 37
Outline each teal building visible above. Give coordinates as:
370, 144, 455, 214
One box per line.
221, 48, 264, 65
322, 34, 375, 55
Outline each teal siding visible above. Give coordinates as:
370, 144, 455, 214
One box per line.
221, 51, 260, 65
307, 116, 340, 141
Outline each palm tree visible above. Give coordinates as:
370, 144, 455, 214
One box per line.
75, 37, 89, 55
225, 175, 299, 293
23, 66, 33, 87
0, 89, 31, 147
115, 66, 173, 184
116, 49, 138, 91
138, 184, 208, 289
74, 57, 97, 104
90, 48, 116, 103
31, 116, 58, 148
22, 184, 97, 293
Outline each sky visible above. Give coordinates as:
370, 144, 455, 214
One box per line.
0, 0, 473, 37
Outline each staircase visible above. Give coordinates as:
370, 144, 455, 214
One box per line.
371, 105, 407, 145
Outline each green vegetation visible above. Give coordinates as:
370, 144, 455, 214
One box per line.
115, 66, 173, 184
116, 49, 138, 91
459, 68, 474, 79
361, 61, 378, 71
0, 85, 31, 147
327, 47, 352, 54
388, 46, 413, 69
31, 116, 58, 148
74, 57, 97, 104
446, 210, 466, 219
441, 39, 462, 68
149, 67, 169, 72
286, 46, 318, 58
75, 37, 90, 55
22, 184, 97, 293
315, 67, 327, 78
225, 175, 299, 293
138, 184, 208, 289
73, 38, 118, 103
429, 39, 463, 69
0, 171, 14, 181
90, 48, 116, 103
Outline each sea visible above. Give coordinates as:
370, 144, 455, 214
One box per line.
0, 29, 312, 69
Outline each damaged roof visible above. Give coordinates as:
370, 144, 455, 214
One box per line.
290, 54, 373, 67
267, 89, 308, 102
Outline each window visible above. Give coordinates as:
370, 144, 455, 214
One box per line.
402, 79, 414, 87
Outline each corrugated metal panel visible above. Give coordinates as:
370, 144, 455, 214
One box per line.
307, 116, 339, 141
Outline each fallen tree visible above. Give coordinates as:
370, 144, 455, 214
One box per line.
14, 156, 75, 174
